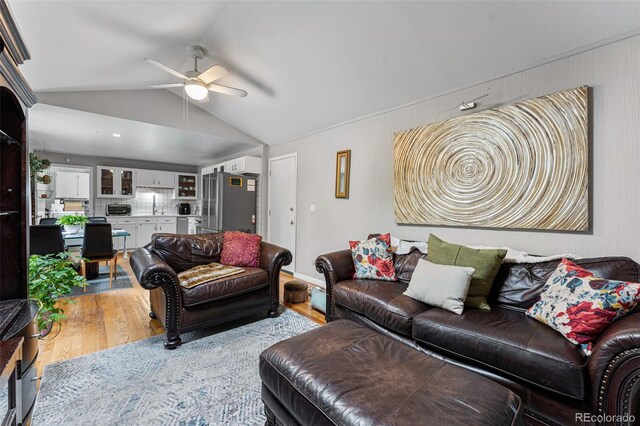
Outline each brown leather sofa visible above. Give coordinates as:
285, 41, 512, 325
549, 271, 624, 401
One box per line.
130, 233, 291, 349
316, 245, 640, 425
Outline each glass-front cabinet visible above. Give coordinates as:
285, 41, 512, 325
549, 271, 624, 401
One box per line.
120, 169, 134, 196
175, 173, 198, 200
97, 166, 135, 198
98, 167, 115, 196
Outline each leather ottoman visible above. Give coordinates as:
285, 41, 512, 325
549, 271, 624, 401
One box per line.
259, 320, 525, 426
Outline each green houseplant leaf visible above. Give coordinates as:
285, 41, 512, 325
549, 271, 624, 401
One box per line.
29, 152, 51, 184
56, 215, 89, 226
28, 253, 87, 333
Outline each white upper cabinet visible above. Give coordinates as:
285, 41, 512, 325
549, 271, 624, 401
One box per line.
97, 166, 135, 198
77, 173, 90, 198
55, 171, 90, 199
224, 156, 262, 174
135, 169, 176, 188
136, 169, 155, 187
156, 171, 176, 188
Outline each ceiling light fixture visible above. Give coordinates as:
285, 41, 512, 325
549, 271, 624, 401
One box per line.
112, 133, 121, 138
184, 79, 208, 101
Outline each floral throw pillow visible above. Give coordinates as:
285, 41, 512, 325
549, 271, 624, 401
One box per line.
527, 258, 640, 354
349, 233, 397, 281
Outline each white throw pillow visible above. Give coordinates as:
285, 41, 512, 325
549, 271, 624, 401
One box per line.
403, 259, 475, 314
391, 235, 428, 255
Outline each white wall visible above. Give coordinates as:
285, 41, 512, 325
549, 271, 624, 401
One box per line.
270, 36, 640, 280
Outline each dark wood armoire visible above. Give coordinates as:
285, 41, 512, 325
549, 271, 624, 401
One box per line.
0, 1, 39, 424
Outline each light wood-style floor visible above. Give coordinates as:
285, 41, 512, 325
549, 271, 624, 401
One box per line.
36, 253, 326, 375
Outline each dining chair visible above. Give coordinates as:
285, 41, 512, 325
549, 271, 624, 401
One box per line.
88, 216, 108, 223
39, 217, 58, 225
29, 225, 65, 256
80, 223, 118, 291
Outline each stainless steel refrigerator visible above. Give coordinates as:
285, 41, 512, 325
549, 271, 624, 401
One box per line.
199, 172, 257, 234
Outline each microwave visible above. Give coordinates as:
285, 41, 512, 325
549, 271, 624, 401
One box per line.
106, 204, 132, 216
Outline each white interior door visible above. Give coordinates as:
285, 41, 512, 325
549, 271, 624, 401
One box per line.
268, 154, 297, 273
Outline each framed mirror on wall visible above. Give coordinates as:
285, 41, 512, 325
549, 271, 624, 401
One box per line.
335, 149, 351, 199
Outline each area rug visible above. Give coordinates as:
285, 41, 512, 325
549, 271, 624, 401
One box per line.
68, 265, 132, 297
32, 309, 318, 425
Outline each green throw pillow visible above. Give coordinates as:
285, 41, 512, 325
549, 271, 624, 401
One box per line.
427, 234, 507, 310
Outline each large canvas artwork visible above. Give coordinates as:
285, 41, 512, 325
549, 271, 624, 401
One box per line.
394, 86, 588, 231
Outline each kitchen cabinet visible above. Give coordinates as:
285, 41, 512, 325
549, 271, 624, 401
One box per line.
175, 173, 198, 200
55, 171, 90, 199
119, 169, 135, 197
157, 217, 177, 234
135, 169, 155, 187
78, 172, 90, 198
225, 156, 261, 174
116, 224, 136, 251
106, 217, 137, 251
135, 169, 176, 188
107, 216, 178, 249
156, 171, 175, 187
137, 222, 157, 247
97, 166, 135, 198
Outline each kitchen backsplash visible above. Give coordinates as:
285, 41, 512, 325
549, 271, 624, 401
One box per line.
93, 188, 193, 216
93, 179, 260, 233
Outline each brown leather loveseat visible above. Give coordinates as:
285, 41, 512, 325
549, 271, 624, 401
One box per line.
131, 233, 291, 349
316, 245, 640, 425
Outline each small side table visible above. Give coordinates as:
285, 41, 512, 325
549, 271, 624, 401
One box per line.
0, 337, 23, 426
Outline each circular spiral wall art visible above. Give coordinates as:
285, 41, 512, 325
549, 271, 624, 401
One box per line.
394, 86, 588, 231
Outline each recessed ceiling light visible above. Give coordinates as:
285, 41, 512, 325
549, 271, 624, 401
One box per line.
112, 133, 121, 138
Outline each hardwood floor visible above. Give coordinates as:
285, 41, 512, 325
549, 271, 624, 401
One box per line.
36, 253, 326, 375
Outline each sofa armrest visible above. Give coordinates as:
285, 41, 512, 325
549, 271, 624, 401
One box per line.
588, 312, 640, 419
130, 246, 180, 291
129, 246, 184, 348
315, 249, 354, 322
260, 242, 293, 314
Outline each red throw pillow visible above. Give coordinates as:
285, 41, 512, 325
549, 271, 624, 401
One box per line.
220, 231, 263, 267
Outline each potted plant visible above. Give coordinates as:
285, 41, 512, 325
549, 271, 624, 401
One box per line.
56, 215, 88, 234
29, 152, 51, 184
28, 253, 87, 335
29, 152, 52, 222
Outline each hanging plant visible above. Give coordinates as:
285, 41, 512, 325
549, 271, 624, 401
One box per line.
29, 152, 51, 183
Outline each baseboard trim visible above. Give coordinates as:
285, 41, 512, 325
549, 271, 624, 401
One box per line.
293, 272, 326, 288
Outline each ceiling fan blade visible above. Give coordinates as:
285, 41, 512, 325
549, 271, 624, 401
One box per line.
208, 83, 247, 97
145, 58, 187, 79
197, 95, 210, 103
149, 83, 185, 88
198, 64, 228, 84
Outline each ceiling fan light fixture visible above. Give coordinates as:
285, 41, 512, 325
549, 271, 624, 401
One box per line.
184, 79, 208, 101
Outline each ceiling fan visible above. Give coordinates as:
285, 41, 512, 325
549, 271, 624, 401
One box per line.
146, 45, 247, 102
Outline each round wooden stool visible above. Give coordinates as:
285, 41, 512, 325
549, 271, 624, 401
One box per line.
284, 280, 308, 303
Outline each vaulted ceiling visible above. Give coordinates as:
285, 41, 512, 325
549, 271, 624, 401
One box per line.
10, 1, 640, 163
